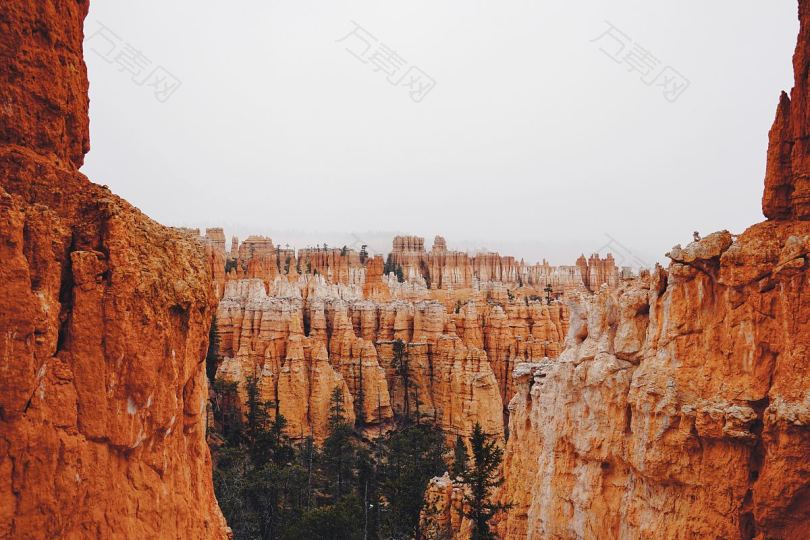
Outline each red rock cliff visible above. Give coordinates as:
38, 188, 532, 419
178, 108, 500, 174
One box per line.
0, 1, 228, 537
763, 1, 810, 220
495, 4, 810, 538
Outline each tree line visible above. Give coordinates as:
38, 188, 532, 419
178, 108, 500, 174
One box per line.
209, 351, 506, 539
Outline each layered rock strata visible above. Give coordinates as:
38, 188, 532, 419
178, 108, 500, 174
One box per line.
763, 1, 810, 220
0, 1, 227, 537
499, 225, 810, 538
495, 8, 810, 534
213, 278, 517, 441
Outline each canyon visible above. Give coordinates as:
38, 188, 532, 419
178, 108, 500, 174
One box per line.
204, 232, 600, 444
0, 0, 808, 539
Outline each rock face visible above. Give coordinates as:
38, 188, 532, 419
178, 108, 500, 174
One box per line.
213, 278, 508, 441
0, 1, 227, 537
420, 473, 471, 539
209, 233, 590, 434
391, 235, 607, 292
763, 1, 810, 220
496, 7, 810, 537
499, 225, 810, 539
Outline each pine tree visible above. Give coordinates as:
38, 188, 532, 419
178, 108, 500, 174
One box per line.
380, 423, 446, 539
451, 435, 468, 480
392, 339, 412, 422
459, 423, 511, 540
206, 314, 220, 382
322, 387, 355, 501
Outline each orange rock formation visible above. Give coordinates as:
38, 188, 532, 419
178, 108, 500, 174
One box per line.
213, 277, 510, 441
0, 1, 228, 537
495, 5, 810, 538
208, 233, 586, 430
763, 1, 810, 220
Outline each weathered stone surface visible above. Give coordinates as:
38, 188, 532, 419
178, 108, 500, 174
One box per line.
763, 1, 810, 220
485, 8, 810, 539
420, 473, 471, 540
213, 277, 510, 441
0, 1, 227, 537
497, 219, 810, 539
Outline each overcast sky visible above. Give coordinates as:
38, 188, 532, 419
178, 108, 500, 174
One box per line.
81, 1, 799, 267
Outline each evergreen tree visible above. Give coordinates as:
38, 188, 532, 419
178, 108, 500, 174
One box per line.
359, 244, 368, 264
392, 339, 412, 422
213, 446, 256, 538
380, 423, 447, 539
451, 435, 468, 480
212, 380, 243, 446
280, 496, 364, 540
459, 423, 511, 540
206, 315, 220, 382
395, 265, 405, 283
322, 387, 355, 501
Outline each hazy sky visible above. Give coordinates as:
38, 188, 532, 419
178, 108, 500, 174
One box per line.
81, 1, 799, 267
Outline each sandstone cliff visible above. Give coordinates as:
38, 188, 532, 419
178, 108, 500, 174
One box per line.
209, 232, 591, 439
763, 1, 810, 220
0, 1, 227, 537
494, 4, 810, 538
213, 277, 508, 442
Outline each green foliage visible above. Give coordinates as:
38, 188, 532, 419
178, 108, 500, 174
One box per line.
458, 423, 511, 540
395, 265, 405, 283
212, 380, 243, 446
379, 423, 446, 539
359, 245, 368, 264
451, 435, 468, 479
280, 496, 364, 540
211, 381, 451, 540
322, 387, 356, 501
224, 259, 238, 273
341, 245, 349, 256
506, 289, 515, 302
205, 315, 220, 382
391, 339, 416, 422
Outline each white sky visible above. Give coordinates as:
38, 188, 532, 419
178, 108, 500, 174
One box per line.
81, 1, 799, 267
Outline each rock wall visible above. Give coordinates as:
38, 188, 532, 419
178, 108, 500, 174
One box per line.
0, 1, 228, 537
209, 233, 583, 433
763, 1, 810, 220
500, 225, 810, 538
495, 6, 810, 535
213, 278, 512, 441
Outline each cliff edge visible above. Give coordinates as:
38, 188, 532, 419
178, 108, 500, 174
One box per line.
0, 1, 228, 537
